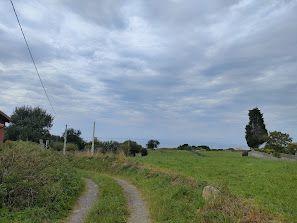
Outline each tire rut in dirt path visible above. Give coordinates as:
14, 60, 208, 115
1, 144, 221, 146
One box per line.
66, 179, 98, 223
115, 178, 150, 223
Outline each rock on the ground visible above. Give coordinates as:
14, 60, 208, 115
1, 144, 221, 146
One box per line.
202, 185, 220, 201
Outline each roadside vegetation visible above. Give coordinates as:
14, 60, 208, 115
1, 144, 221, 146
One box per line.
0, 141, 83, 223
133, 149, 297, 222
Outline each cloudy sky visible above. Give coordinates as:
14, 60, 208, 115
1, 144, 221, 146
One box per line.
1, 0, 296, 148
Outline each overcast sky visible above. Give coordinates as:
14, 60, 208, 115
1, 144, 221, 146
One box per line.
1, 0, 296, 148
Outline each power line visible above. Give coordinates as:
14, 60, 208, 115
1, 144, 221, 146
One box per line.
9, 0, 56, 114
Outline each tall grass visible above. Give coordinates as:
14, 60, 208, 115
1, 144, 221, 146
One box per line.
0, 141, 83, 223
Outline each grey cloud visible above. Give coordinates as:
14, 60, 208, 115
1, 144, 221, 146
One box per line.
0, 0, 296, 147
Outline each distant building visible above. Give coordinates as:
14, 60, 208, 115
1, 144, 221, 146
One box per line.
0, 111, 11, 143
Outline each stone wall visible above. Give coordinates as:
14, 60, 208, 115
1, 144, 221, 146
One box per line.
249, 150, 297, 161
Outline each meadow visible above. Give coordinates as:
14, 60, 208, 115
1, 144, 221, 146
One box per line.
2, 141, 295, 222
72, 152, 277, 223
132, 150, 297, 222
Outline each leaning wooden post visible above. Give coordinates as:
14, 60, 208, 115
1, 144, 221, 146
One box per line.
91, 121, 96, 156
63, 124, 68, 155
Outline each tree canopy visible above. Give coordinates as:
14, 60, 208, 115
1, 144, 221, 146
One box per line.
245, 108, 268, 148
5, 106, 53, 142
147, 139, 160, 149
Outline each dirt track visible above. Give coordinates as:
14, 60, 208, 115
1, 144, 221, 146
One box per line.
67, 179, 98, 223
115, 178, 150, 223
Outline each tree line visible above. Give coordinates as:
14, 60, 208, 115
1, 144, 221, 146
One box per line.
4, 106, 160, 156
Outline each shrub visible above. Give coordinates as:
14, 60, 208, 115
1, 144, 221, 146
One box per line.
197, 145, 211, 151
177, 144, 192, 150
287, 143, 297, 155
263, 147, 274, 154
0, 141, 82, 222
121, 140, 142, 156
141, 148, 148, 156
50, 141, 78, 152
265, 131, 292, 153
101, 141, 120, 153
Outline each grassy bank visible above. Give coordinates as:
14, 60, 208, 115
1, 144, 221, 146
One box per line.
79, 170, 128, 223
0, 141, 83, 223
132, 150, 297, 222
71, 153, 277, 222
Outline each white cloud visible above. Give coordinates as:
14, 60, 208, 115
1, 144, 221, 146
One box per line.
0, 0, 296, 147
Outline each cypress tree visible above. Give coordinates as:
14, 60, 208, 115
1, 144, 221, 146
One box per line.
245, 108, 268, 149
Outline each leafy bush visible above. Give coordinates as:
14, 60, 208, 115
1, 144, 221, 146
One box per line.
0, 141, 82, 222
265, 131, 292, 153
141, 148, 148, 156
64, 128, 86, 150
262, 148, 273, 154
177, 144, 211, 151
121, 140, 142, 156
85, 140, 120, 154
287, 143, 297, 155
50, 141, 78, 152
101, 141, 120, 153
197, 145, 211, 151
177, 144, 192, 150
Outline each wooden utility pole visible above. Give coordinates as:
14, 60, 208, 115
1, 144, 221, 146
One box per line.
91, 121, 96, 155
63, 124, 67, 155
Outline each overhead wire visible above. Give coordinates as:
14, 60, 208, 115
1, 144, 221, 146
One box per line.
9, 0, 56, 115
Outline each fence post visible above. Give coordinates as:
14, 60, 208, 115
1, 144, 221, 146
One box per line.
91, 121, 95, 156
63, 124, 67, 155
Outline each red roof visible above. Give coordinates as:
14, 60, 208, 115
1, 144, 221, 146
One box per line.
0, 110, 11, 122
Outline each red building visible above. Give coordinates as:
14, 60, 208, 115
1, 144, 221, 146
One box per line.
0, 111, 11, 143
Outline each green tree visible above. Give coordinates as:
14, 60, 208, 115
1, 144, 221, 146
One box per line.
245, 108, 268, 149
64, 128, 86, 150
265, 131, 292, 153
6, 106, 53, 142
146, 139, 160, 149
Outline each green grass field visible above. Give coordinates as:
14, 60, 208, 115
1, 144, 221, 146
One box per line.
2, 141, 295, 222
132, 150, 297, 222
72, 153, 276, 223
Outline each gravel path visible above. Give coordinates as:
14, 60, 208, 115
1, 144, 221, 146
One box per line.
115, 178, 150, 223
66, 179, 98, 223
